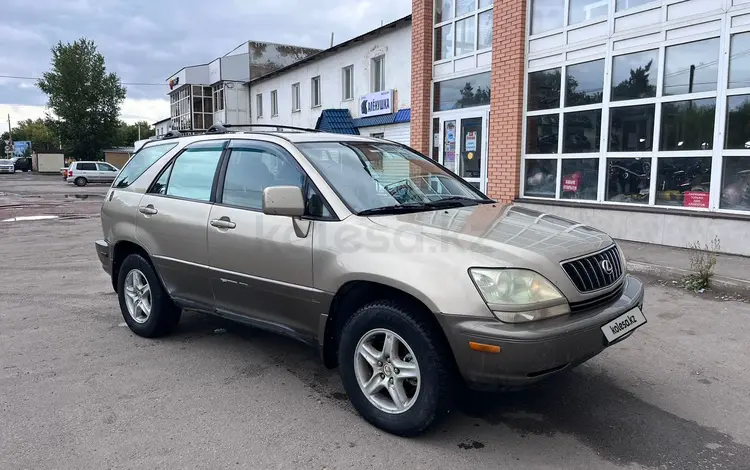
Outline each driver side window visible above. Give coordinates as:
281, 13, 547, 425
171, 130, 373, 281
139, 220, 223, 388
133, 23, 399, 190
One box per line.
221, 146, 305, 210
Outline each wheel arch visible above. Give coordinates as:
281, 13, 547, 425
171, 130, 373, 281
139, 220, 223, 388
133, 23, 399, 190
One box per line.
111, 240, 156, 293
320, 280, 458, 373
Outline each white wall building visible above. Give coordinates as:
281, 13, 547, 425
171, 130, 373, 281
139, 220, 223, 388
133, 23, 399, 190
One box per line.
152, 118, 171, 137
248, 15, 413, 144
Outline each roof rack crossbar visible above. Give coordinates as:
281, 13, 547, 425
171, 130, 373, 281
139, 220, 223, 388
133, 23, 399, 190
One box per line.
221, 123, 321, 133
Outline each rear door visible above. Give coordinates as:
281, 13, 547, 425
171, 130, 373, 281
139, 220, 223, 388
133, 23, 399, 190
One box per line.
97, 162, 119, 183
77, 162, 98, 181
135, 139, 227, 310
207, 139, 320, 341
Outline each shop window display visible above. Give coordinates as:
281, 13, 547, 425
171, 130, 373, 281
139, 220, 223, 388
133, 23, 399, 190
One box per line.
655, 157, 712, 208
526, 115, 559, 154
660, 99, 716, 151
563, 109, 601, 153
525, 159, 557, 198
609, 105, 655, 152
561, 159, 598, 200
725, 95, 750, 150
721, 157, 750, 211
606, 158, 651, 204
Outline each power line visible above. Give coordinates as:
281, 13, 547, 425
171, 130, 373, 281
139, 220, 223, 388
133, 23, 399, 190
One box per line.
0, 74, 166, 86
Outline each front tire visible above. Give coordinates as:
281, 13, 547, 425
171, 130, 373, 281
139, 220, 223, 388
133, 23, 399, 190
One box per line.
74, 177, 87, 187
117, 254, 181, 338
339, 301, 454, 436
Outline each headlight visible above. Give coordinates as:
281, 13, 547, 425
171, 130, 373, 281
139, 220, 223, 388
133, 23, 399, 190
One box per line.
469, 268, 569, 323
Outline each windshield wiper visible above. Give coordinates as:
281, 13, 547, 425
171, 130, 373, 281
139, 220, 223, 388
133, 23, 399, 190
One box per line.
424, 196, 488, 208
357, 203, 429, 216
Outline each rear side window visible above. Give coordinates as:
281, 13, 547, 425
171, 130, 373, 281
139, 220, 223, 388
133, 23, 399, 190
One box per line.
114, 143, 177, 188
77, 163, 97, 171
164, 146, 224, 201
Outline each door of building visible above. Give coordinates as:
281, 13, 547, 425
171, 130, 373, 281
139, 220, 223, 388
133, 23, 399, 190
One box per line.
437, 109, 489, 193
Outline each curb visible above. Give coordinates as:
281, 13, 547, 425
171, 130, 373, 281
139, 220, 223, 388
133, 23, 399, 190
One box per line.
627, 260, 750, 296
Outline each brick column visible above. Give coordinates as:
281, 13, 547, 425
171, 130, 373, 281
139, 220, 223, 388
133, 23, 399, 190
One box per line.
410, 0, 433, 156
486, 0, 527, 203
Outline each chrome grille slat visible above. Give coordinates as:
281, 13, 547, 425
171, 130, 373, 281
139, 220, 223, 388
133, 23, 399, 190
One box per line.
562, 245, 623, 293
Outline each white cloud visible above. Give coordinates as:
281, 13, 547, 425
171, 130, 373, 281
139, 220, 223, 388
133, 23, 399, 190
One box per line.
0, 97, 169, 128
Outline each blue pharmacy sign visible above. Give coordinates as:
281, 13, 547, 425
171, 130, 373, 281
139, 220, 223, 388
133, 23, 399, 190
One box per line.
12, 141, 31, 156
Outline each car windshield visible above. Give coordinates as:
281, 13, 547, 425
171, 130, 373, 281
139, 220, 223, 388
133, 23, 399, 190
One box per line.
113, 142, 177, 188
297, 141, 490, 215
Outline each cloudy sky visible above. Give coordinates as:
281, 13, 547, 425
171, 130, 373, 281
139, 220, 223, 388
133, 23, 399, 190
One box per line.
0, 0, 411, 126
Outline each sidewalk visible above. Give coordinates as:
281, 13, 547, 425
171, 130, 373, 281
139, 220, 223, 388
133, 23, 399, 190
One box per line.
619, 240, 750, 295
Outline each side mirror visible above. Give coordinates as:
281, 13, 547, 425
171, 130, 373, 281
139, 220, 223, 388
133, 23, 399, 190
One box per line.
262, 186, 305, 217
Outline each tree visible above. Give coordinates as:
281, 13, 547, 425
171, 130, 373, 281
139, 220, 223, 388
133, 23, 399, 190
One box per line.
37, 38, 126, 160
8, 118, 58, 151
115, 120, 154, 147
612, 60, 657, 100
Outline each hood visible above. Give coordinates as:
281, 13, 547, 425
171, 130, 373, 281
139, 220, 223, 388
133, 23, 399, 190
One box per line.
366, 203, 613, 265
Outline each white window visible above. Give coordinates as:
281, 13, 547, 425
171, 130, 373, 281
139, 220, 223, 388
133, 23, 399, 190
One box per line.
271, 90, 278, 116
371, 56, 385, 92
311, 76, 321, 108
342, 65, 354, 101
292, 83, 301, 111
256, 93, 263, 118
212, 83, 225, 112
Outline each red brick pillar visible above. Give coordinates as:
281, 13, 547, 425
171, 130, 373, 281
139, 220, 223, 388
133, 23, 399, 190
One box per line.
487, 0, 527, 203
410, 0, 433, 155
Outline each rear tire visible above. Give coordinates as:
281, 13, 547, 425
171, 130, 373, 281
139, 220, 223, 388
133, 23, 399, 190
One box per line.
117, 254, 181, 338
74, 177, 87, 187
338, 300, 453, 436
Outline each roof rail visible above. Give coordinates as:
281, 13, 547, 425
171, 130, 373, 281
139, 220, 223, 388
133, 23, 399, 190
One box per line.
222, 123, 321, 133
162, 130, 183, 140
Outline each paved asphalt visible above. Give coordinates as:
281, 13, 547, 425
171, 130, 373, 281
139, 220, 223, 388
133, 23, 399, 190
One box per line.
1, 173, 749, 469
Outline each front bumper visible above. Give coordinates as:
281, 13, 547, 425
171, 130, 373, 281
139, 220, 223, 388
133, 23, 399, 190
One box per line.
0, 168, 15, 173
437, 275, 645, 390
95, 239, 113, 275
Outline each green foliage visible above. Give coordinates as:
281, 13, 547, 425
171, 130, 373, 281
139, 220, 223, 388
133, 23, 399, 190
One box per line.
9, 118, 59, 151
115, 120, 155, 147
682, 236, 721, 292
37, 38, 126, 160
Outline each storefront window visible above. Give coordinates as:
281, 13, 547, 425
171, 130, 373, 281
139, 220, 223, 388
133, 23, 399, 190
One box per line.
531, 0, 564, 35
724, 95, 750, 150
729, 32, 750, 89
609, 105, 655, 151
563, 109, 601, 153
606, 158, 651, 204
479, 0, 492, 7
655, 158, 712, 208
435, 24, 453, 60
569, 0, 608, 26
526, 115, 559, 154
616, 0, 655, 11
435, 0, 454, 23
477, 10, 493, 50
566, 59, 604, 107
433, 72, 491, 111
660, 99, 716, 151
455, 16, 476, 56
525, 159, 557, 198
611, 50, 658, 101
561, 159, 598, 200
528, 68, 561, 111
663, 38, 720, 96
432, 118, 440, 160
721, 157, 750, 211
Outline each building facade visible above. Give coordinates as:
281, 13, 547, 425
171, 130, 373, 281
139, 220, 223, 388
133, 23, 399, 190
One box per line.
248, 17, 413, 144
411, 0, 750, 256
152, 118, 171, 137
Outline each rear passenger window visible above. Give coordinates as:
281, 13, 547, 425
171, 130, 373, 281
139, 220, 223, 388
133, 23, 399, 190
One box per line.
166, 146, 223, 202
78, 163, 97, 171
221, 146, 304, 210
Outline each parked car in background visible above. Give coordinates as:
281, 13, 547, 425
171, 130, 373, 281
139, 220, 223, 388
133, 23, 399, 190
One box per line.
11, 156, 32, 172
96, 126, 646, 437
66, 161, 119, 186
0, 159, 15, 173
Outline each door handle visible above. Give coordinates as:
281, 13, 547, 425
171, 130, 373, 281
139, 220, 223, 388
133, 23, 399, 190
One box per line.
210, 218, 236, 229
138, 205, 158, 215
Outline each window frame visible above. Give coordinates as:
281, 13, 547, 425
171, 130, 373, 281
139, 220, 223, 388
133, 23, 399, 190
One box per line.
433, 0, 494, 69
311, 76, 322, 108
521, 5, 750, 215
271, 90, 279, 116
371, 55, 386, 92
342, 65, 354, 101
146, 140, 229, 205
292, 82, 301, 112
213, 139, 339, 220
256, 93, 263, 119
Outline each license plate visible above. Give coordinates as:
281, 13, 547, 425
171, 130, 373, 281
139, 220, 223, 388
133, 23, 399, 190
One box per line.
601, 307, 647, 343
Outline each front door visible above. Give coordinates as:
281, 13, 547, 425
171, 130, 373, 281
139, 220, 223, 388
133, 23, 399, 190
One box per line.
438, 110, 489, 193
207, 140, 317, 342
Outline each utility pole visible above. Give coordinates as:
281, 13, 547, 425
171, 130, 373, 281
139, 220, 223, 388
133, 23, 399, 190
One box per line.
330, 32, 334, 48
137, 122, 141, 141
6, 114, 12, 158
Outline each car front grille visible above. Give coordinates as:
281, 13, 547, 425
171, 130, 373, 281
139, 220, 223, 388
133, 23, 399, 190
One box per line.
562, 245, 623, 293
568, 281, 624, 313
